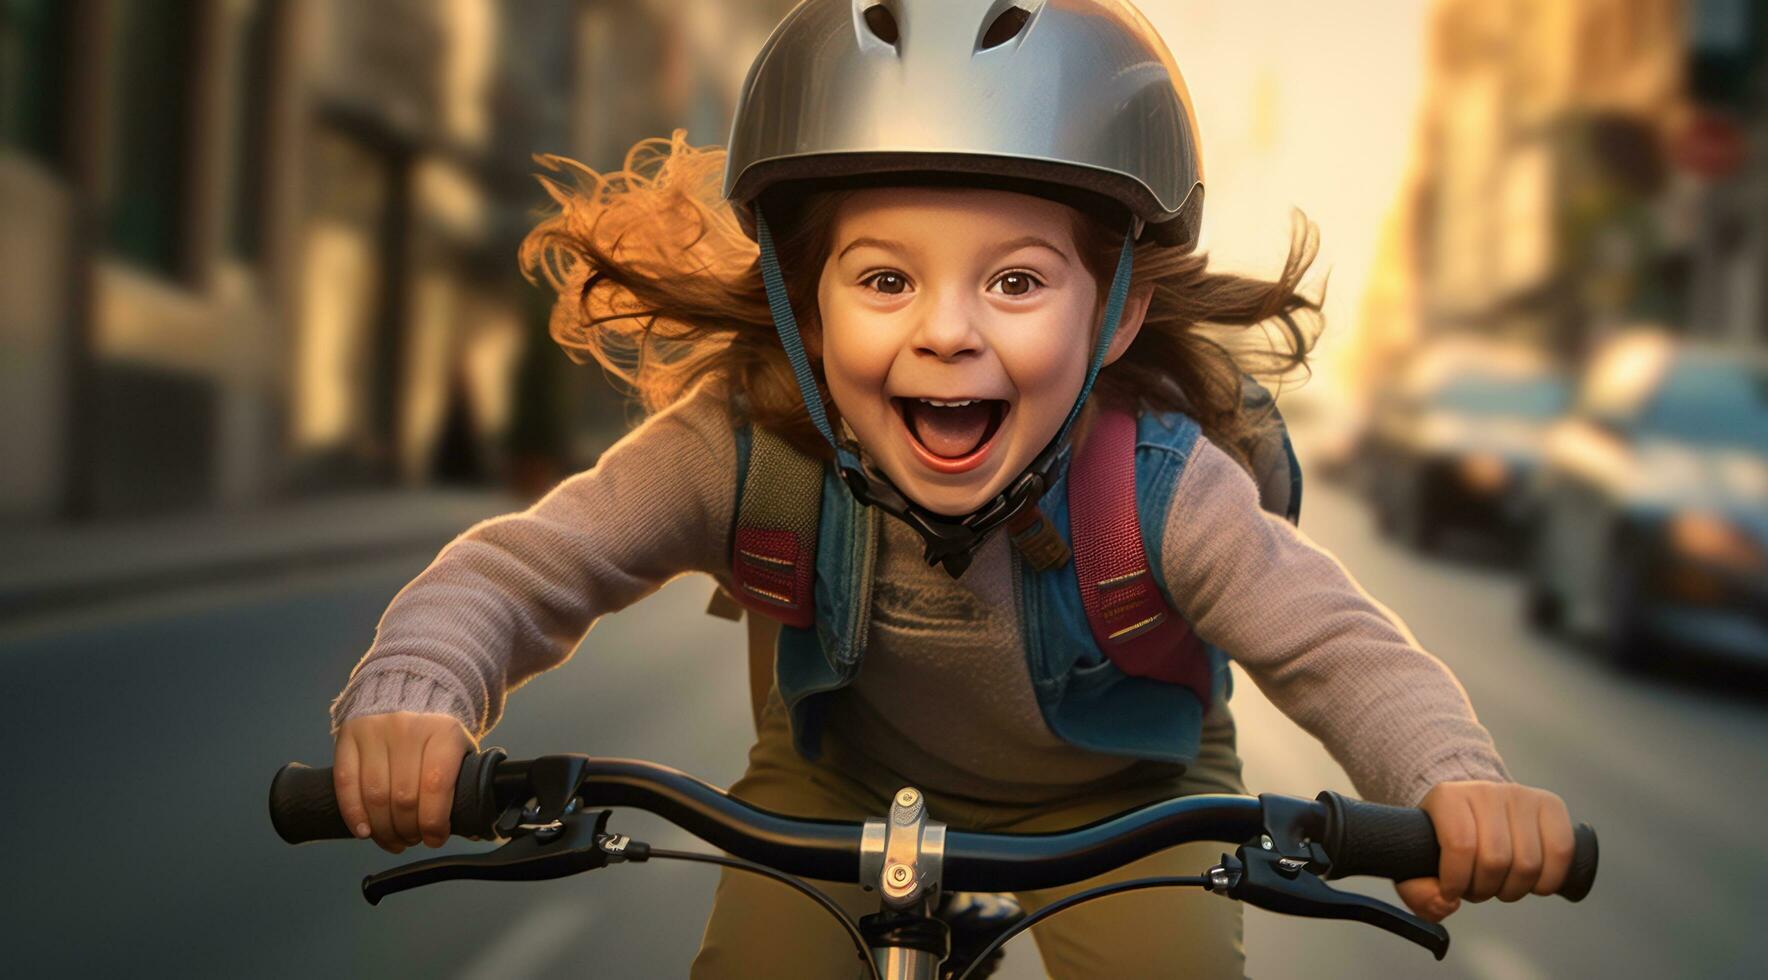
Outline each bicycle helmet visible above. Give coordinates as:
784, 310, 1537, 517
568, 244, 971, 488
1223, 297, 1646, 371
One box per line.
726, 0, 1204, 247
722, 0, 1207, 576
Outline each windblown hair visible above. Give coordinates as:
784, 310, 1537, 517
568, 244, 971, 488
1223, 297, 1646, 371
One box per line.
520, 130, 1322, 466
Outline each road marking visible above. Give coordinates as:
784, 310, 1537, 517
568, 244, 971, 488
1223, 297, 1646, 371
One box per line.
455, 902, 593, 980
1460, 933, 1550, 980
0, 554, 433, 645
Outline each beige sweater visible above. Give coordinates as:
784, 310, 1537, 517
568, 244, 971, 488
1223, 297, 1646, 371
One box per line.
330, 385, 1509, 808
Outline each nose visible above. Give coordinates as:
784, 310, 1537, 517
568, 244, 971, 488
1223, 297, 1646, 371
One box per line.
908, 294, 983, 362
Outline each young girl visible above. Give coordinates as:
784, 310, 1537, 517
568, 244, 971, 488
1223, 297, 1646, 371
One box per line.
328, 2, 1575, 975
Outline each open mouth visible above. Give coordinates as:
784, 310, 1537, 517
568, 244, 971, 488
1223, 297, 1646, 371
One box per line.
892, 397, 1010, 474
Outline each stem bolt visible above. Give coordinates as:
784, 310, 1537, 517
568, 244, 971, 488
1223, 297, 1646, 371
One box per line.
1260, 834, 1274, 850
887, 863, 914, 887
895, 788, 921, 809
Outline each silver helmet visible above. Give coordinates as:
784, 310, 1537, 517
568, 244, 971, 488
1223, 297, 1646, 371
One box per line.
723, 0, 1206, 249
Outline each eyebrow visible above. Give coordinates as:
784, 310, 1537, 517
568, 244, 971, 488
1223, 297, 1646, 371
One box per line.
992, 236, 1072, 263
837, 237, 906, 260
836, 235, 1072, 264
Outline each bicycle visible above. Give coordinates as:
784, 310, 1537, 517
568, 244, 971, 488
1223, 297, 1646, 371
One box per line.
270, 750, 1598, 980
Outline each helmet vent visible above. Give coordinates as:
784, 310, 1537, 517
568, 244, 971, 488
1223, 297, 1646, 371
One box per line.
979, 6, 1032, 50
861, 3, 900, 46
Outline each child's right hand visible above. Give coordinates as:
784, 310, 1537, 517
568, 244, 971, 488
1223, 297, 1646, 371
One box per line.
333, 712, 477, 853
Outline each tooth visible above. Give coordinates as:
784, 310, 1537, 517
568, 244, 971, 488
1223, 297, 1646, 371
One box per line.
917, 398, 984, 408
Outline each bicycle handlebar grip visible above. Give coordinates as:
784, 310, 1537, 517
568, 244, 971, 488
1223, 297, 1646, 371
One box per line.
269, 748, 508, 845
269, 763, 352, 843
1560, 823, 1598, 902
1316, 790, 1599, 902
1316, 790, 1439, 882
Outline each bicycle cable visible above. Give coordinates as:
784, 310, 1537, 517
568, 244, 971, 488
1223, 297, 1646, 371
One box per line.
951, 875, 1209, 980
641, 847, 884, 980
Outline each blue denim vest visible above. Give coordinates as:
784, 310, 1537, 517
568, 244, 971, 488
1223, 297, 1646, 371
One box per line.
751, 409, 1239, 768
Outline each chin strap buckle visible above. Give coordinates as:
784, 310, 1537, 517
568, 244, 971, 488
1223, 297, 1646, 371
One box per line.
839, 454, 1051, 578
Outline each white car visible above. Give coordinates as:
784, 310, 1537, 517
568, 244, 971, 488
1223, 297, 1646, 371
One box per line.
1525, 332, 1768, 668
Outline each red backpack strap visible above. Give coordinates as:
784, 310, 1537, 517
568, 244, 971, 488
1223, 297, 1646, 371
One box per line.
1068, 406, 1213, 704
727, 424, 822, 629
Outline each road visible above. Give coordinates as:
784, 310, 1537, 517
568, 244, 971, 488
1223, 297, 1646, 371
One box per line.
3, 479, 1763, 978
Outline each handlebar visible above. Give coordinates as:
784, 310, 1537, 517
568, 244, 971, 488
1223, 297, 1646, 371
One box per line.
269, 749, 1597, 900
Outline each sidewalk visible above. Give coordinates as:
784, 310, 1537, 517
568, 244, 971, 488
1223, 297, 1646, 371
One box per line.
0, 489, 521, 622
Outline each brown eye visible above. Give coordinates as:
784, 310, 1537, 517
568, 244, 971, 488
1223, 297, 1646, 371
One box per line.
865, 272, 909, 295
993, 272, 1042, 297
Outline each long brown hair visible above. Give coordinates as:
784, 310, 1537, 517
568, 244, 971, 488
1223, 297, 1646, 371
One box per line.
520, 130, 1321, 466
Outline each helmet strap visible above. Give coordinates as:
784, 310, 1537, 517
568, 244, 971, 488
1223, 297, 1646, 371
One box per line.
754, 205, 1137, 578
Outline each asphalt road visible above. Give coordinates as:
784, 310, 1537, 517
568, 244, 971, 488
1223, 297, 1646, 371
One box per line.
3, 479, 1763, 978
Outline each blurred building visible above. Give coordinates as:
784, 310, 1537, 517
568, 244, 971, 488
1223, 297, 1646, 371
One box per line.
1352, 0, 1766, 390
1682, 0, 1768, 350
0, 0, 792, 526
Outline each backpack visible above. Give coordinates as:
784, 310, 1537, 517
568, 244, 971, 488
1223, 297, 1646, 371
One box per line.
709, 383, 1302, 731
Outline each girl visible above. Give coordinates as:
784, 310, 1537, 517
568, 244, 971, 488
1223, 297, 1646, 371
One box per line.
328, 2, 1575, 975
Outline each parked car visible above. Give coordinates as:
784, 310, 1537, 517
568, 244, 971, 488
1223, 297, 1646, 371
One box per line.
1366, 340, 1570, 553
1524, 332, 1768, 668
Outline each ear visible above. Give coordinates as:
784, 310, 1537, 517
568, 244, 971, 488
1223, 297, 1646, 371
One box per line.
1101, 283, 1156, 367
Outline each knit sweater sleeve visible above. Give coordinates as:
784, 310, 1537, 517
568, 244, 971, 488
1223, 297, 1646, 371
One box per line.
328, 383, 739, 738
1159, 435, 1511, 807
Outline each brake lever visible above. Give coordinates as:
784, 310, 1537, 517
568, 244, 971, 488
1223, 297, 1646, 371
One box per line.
1208, 845, 1450, 960
361, 808, 618, 906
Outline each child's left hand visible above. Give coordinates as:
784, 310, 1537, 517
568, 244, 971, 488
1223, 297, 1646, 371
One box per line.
1395, 781, 1575, 922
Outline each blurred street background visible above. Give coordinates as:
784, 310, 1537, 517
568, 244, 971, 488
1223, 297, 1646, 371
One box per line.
2, 0, 1765, 977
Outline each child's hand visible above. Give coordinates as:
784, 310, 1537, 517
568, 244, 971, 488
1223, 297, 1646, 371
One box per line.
1394, 781, 1575, 922
333, 712, 477, 853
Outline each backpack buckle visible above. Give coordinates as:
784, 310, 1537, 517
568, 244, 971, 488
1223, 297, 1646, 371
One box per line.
1007, 505, 1071, 572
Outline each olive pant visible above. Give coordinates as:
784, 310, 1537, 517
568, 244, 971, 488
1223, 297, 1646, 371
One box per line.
690, 692, 1250, 978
